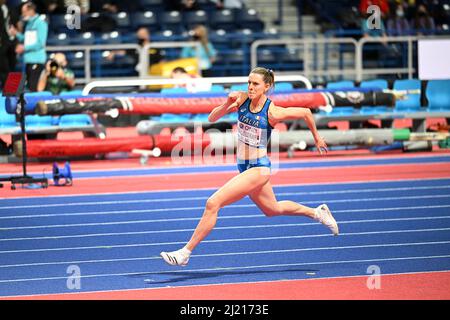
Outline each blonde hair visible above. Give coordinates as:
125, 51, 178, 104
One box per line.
250, 67, 275, 88
193, 25, 210, 54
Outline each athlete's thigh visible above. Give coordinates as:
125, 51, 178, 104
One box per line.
249, 180, 279, 214
211, 167, 270, 207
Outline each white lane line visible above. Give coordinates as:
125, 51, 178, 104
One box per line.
2, 194, 450, 220
0, 196, 209, 210
0, 254, 449, 284
0, 206, 209, 220
2, 185, 450, 211
1, 204, 450, 231
1, 240, 449, 269
1, 215, 450, 242
1, 227, 449, 255
1, 176, 449, 200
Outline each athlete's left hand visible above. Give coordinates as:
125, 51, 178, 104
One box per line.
315, 137, 328, 155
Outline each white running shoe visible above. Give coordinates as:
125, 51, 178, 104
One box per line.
160, 248, 191, 266
315, 204, 339, 236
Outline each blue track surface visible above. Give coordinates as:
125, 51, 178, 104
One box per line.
1, 175, 450, 297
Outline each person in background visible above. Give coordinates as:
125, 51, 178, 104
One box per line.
0, 0, 16, 90
135, 27, 164, 66
360, 8, 388, 67
391, 0, 416, 22
412, 4, 436, 35
170, 66, 199, 81
9, 1, 48, 92
180, 0, 199, 11
165, 0, 199, 11
82, 0, 119, 33
361, 9, 387, 38
88, 0, 117, 13
64, 0, 89, 14
211, 0, 247, 9
359, 0, 390, 17
181, 24, 217, 77
106, 27, 164, 72
31, 0, 66, 14
37, 52, 75, 95
170, 66, 211, 93
386, 2, 411, 36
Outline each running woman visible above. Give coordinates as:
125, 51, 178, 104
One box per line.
161, 67, 339, 266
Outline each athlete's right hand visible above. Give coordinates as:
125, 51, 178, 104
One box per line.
225, 91, 242, 113
315, 136, 328, 155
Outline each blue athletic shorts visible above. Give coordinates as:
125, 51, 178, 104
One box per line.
237, 156, 271, 173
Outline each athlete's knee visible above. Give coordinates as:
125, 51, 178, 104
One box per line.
205, 196, 222, 213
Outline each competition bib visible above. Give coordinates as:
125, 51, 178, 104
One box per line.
237, 121, 263, 147
24, 30, 37, 46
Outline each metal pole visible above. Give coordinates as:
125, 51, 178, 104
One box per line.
85, 49, 91, 84
139, 45, 149, 79
297, 0, 302, 34
303, 41, 309, 78
408, 38, 413, 79
18, 93, 27, 177
355, 41, 363, 82
277, 0, 283, 25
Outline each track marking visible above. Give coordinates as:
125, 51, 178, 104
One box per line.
0, 254, 449, 284
1, 215, 450, 242
3, 194, 450, 220
1, 204, 450, 231
1, 227, 449, 254
1, 187, 450, 211
1, 239, 449, 269
1, 177, 449, 200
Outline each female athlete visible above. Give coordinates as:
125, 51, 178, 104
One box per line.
161, 67, 339, 266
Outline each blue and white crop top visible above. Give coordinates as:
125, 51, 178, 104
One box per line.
237, 97, 273, 149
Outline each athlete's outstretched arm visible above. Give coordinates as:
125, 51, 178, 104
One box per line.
269, 105, 328, 154
208, 91, 246, 122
